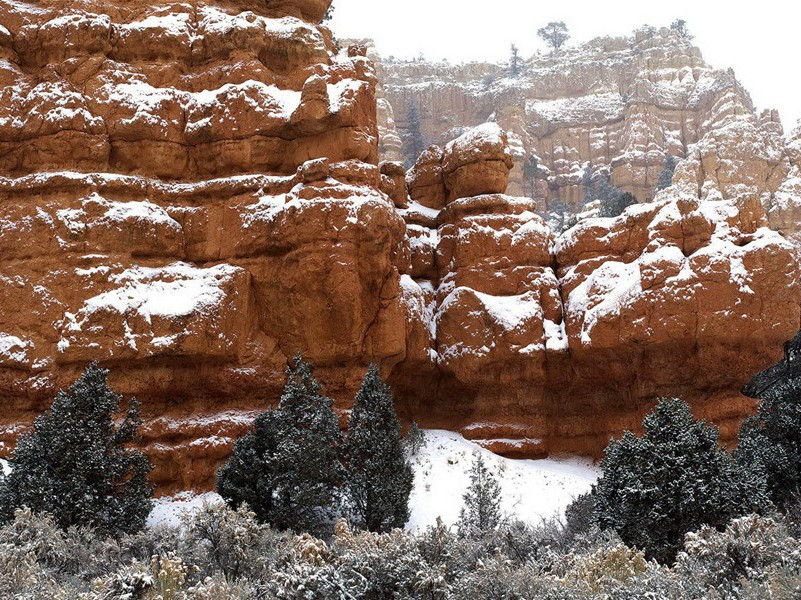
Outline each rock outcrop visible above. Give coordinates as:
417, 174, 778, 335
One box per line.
379, 27, 801, 227
0, 4, 798, 493
0, 0, 412, 492
392, 124, 800, 457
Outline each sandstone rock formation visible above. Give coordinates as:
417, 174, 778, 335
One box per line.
0, 0, 413, 492
392, 123, 800, 458
379, 26, 801, 227
0, 3, 798, 494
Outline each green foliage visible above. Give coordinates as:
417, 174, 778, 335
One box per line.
656, 154, 677, 191
457, 454, 502, 538
344, 364, 414, 533
508, 44, 520, 76
0, 363, 152, 535
737, 377, 801, 508
404, 102, 426, 168
671, 19, 693, 41
594, 399, 768, 564
217, 355, 343, 537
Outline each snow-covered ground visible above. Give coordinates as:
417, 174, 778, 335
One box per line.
147, 491, 222, 528
145, 430, 599, 532
0, 458, 9, 476
407, 430, 597, 531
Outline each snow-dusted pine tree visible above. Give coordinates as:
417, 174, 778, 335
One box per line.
0, 363, 152, 534
737, 377, 801, 509
595, 398, 767, 563
656, 154, 677, 191
218, 355, 343, 537
404, 102, 426, 167
457, 454, 502, 537
344, 364, 413, 533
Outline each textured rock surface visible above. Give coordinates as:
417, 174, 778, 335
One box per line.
0, 4, 798, 493
392, 124, 800, 458
379, 27, 801, 225
0, 0, 412, 492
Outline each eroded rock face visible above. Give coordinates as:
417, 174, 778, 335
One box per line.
0, 0, 412, 492
379, 26, 800, 223
0, 2, 798, 494
391, 123, 800, 459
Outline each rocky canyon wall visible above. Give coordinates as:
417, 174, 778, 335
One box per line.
379, 27, 800, 228
0, 3, 797, 493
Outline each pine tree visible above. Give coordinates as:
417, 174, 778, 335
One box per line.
671, 19, 693, 41
656, 154, 677, 191
737, 377, 801, 509
508, 44, 520, 76
404, 102, 426, 168
344, 364, 413, 533
457, 454, 502, 537
594, 399, 768, 564
217, 355, 343, 537
0, 363, 152, 534
537, 21, 570, 52
523, 155, 539, 199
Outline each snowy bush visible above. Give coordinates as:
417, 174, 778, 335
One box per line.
676, 514, 801, 596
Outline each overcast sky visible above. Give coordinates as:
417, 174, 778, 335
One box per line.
330, 0, 801, 131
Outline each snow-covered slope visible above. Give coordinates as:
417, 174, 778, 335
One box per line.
145, 430, 598, 531
0, 458, 9, 476
407, 430, 597, 531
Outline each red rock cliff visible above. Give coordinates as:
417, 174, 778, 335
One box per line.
0, 1, 797, 493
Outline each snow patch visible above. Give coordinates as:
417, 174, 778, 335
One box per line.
407, 430, 597, 531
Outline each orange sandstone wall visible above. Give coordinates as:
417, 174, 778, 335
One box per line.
0, 1, 797, 493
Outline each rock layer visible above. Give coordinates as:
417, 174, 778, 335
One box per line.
0, 4, 798, 493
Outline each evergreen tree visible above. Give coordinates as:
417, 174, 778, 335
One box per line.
344, 364, 413, 533
404, 102, 426, 168
656, 154, 677, 191
508, 44, 521, 76
0, 363, 152, 534
737, 377, 801, 509
523, 155, 539, 199
218, 355, 343, 537
216, 410, 281, 523
457, 454, 502, 537
537, 21, 570, 52
670, 19, 693, 41
594, 399, 768, 564
322, 2, 334, 23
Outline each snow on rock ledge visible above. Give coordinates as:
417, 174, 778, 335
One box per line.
57, 263, 251, 362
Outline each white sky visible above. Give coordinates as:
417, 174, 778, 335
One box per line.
330, 0, 801, 131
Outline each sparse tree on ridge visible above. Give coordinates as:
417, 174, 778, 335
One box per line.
322, 2, 334, 23
509, 44, 521, 76
344, 364, 413, 533
0, 363, 152, 534
538, 21, 570, 52
457, 453, 502, 538
670, 19, 693, 41
656, 154, 677, 191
